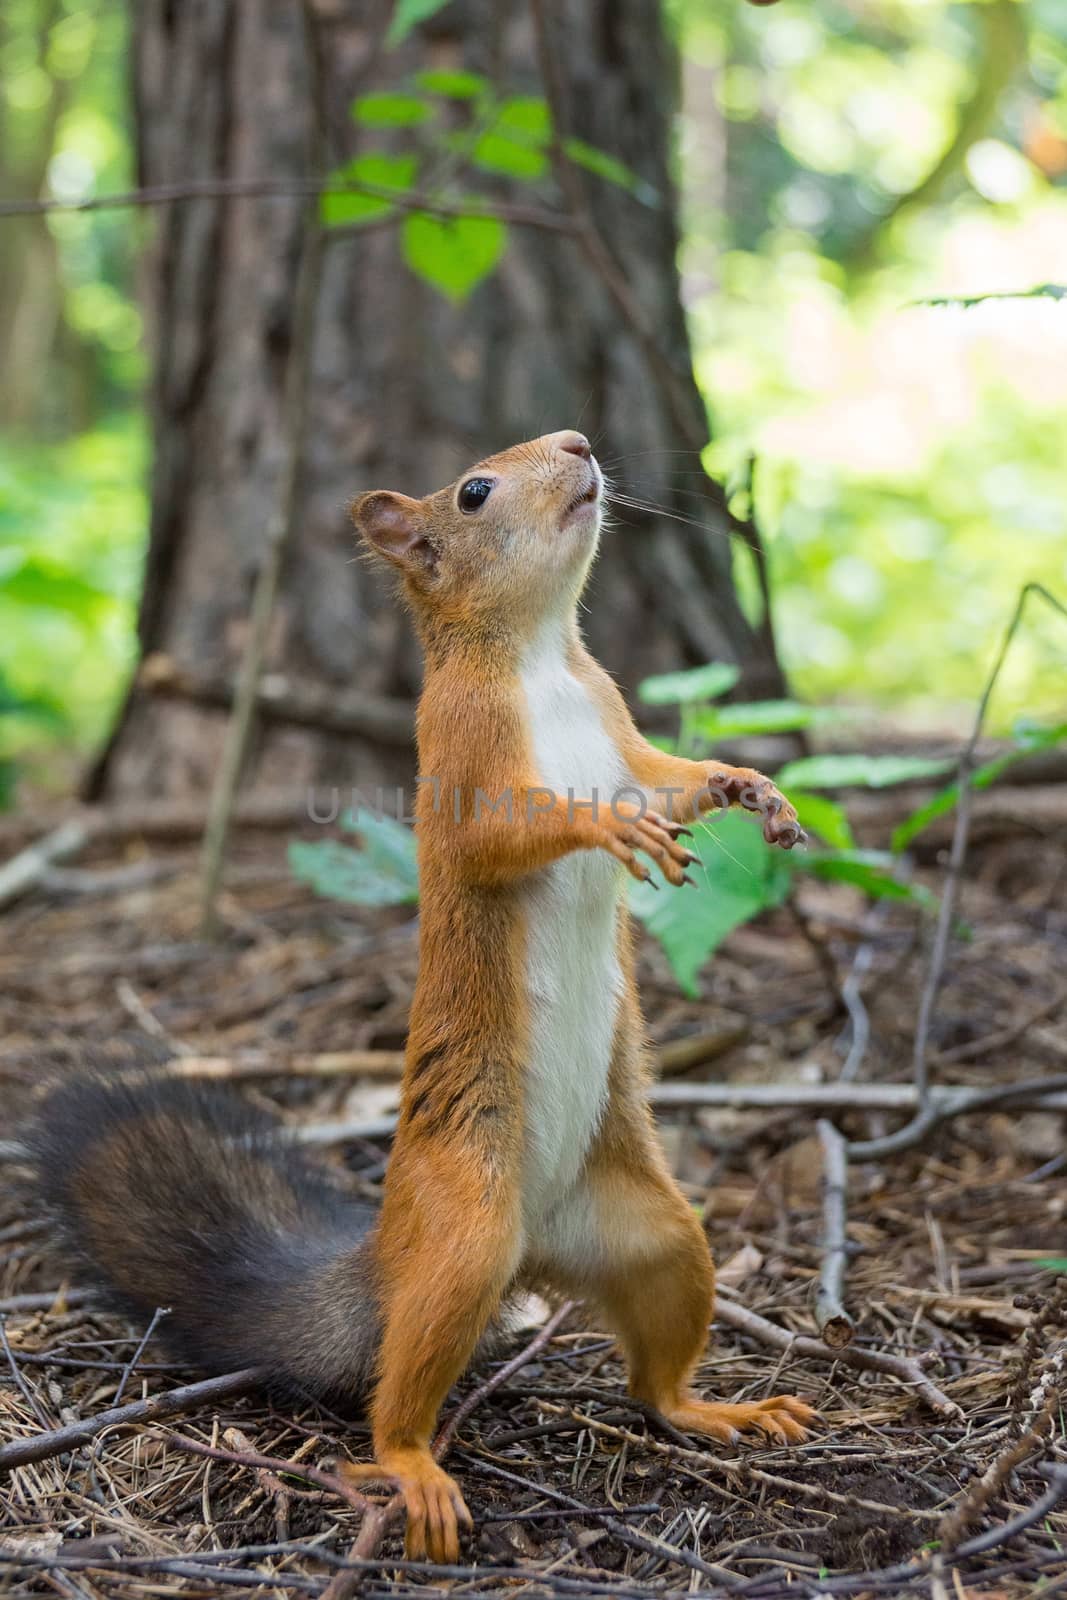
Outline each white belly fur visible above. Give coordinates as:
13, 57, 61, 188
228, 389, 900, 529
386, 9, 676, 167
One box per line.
519, 624, 627, 1232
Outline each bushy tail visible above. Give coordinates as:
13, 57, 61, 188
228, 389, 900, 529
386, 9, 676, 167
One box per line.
29, 1071, 380, 1400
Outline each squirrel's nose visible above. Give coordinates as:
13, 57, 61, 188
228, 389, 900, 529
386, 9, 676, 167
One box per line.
558, 431, 591, 460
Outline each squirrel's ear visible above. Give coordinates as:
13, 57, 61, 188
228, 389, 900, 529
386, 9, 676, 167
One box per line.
351, 491, 437, 577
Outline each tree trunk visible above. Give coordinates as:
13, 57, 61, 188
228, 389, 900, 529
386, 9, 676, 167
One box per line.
94, 0, 785, 803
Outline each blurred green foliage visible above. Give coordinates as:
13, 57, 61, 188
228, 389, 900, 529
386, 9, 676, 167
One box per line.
1, 0, 1065, 804
0, 0, 143, 792
673, 0, 1067, 724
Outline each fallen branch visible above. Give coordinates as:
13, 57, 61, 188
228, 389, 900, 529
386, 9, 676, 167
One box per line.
0, 793, 302, 855
713, 1297, 962, 1417
130, 1028, 741, 1088
845, 1072, 1067, 1161
291, 1074, 1067, 1148
6, 1074, 1067, 1168
0, 1367, 262, 1471
814, 1120, 854, 1347
147, 1049, 407, 1083
0, 820, 90, 911
140, 654, 415, 745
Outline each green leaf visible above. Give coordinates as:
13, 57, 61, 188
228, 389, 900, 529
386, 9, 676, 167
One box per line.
401, 211, 506, 301
496, 96, 552, 139
630, 810, 794, 996
414, 69, 488, 100
776, 754, 956, 792
471, 131, 547, 180
802, 849, 934, 907
352, 92, 431, 128
793, 792, 854, 850
638, 662, 741, 706
341, 805, 420, 883
289, 809, 419, 907
385, 0, 453, 48
320, 153, 419, 227
1034, 1258, 1067, 1274
0, 559, 112, 617
695, 699, 841, 739
563, 137, 658, 205
892, 722, 1067, 853
471, 97, 552, 181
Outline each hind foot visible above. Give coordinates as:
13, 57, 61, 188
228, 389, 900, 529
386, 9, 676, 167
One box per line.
335, 1450, 472, 1563
666, 1393, 817, 1445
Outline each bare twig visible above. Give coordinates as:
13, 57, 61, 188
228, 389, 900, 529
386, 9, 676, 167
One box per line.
112, 1306, 171, 1403
713, 1297, 961, 1416
0, 1317, 51, 1428
198, 223, 324, 936
814, 1120, 854, 1348
0, 175, 573, 230
874, 583, 1067, 1159
433, 1299, 575, 1455
164, 1431, 378, 1514
0, 1367, 262, 1470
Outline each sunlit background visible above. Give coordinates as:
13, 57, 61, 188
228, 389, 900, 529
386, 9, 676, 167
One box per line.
1, 0, 1065, 801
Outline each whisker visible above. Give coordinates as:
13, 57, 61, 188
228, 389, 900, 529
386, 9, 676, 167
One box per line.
604, 492, 726, 539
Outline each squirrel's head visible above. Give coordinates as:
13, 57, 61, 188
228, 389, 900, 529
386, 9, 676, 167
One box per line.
350, 430, 602, 634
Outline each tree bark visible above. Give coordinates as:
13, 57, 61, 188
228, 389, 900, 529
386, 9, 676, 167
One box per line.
94, 0, 786, 802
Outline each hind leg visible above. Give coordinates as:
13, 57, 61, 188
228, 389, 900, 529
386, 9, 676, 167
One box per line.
541, 1118, 816, 1444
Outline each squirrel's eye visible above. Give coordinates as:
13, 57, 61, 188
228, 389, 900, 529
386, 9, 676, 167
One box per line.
458, 478, 493, 513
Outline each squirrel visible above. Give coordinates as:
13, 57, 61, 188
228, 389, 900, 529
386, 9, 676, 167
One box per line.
31, 430, 813, 1565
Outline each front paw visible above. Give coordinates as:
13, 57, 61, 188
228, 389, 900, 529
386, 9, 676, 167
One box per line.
596, 804, 700, 888
701, 765, 805, 850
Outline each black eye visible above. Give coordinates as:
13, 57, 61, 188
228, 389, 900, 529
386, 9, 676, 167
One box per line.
458, 477, 493, 513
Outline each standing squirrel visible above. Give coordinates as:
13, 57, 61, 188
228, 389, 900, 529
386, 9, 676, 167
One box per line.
31, 431, 812, 1564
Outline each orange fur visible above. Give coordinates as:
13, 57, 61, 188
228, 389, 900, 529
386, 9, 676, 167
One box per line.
349, 432, 814, 1562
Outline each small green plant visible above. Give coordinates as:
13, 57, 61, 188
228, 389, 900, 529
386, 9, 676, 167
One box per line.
289, 808, 419, 907
628, 664, 937, 993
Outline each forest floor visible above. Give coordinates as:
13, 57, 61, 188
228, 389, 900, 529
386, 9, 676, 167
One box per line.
0, 795, 1065, 1599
